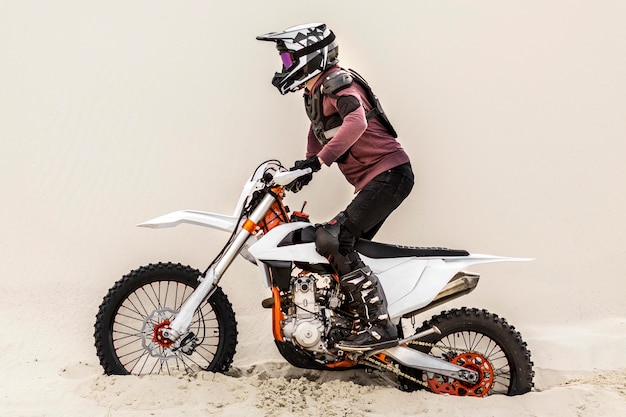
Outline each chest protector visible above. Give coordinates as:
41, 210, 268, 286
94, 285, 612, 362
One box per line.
304, 68, 398, 146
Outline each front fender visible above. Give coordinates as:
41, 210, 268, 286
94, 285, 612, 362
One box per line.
137, 210, 238, 233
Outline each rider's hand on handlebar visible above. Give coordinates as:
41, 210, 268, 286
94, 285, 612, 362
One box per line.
292, 156, 322, 173
285, 156, 320, 193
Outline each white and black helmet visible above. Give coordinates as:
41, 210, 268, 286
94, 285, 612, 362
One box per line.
257, 23, 339, 95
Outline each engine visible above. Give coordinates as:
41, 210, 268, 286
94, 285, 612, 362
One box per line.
281, 273, 346, 354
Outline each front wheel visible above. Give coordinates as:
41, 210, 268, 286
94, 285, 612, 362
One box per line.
399, 308, 534, 396
94, 262, 238, 375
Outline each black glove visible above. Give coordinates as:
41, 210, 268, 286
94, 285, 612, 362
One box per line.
285, 157, 321, 193
292, 156, 322, 173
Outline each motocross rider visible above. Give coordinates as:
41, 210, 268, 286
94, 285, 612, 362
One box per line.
257, 23, 414, 351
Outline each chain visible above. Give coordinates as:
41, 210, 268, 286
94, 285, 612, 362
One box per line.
364, 355, 429, 388
408, 340, 472, 354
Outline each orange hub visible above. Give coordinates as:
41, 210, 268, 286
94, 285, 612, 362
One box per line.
427, 352, 494, 397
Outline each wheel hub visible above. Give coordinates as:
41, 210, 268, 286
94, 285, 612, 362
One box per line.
153, 320, 175, 348
428, 352, 494, 397
138, 307, 178, 354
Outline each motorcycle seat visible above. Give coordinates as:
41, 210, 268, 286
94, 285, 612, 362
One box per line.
355, 240, 470, 259
278, 225, 469, 259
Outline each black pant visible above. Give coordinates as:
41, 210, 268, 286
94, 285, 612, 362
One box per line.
344, 162, 414, 241
316, 162, 414, 276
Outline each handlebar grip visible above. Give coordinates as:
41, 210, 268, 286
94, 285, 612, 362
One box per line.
273, 168, 313, 186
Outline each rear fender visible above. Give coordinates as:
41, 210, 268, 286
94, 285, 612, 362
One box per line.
371, 254, 533, 320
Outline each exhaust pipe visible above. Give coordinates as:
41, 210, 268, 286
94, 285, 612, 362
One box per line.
403, 271, 480, 318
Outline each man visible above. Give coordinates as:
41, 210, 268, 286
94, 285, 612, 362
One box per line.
257, 23, 414, 351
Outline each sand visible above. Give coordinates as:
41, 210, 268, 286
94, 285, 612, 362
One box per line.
1, 273, 624, 417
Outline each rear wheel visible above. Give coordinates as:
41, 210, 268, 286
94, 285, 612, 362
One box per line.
399, 308, 534, 396
94, 262, 238, 375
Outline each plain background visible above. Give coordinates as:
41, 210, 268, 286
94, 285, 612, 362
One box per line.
2, 1, 625, 369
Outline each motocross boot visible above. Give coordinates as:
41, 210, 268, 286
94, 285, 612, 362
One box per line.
335, 267, 398, 352
315, 215, 398, 351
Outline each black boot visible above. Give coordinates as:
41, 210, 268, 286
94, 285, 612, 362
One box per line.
335, 267, 398, 351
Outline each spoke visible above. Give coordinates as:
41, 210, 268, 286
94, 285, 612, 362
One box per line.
148, 282, 163, 310
115, 310, 147, 323
173, 283, 180, 310
196, 343, 218, 354
140, 286, 160, 313
194, 347, 216, 364
125, 348, 151, 373
114, 321, 143, 334
140, 351, 157, 375
149, 356, 163, 375
121, 296, 148, 319
164, 357, 172, 375
179, 354, 203, 371
484, 339, 499, 358
494, 369, 511, 379
460, 331, 469, 349
191, 321, 218, 332
472, 332, 487, 351
113, 336, 142, 351
492, 379, 510, 393
172, 356, 185, 373
118, 345, 149, 361
130, 292, 153, 320
493, 364, 511, 376
112, 328, 143, 338
465, 331, 476, 350
162, 281, 171, 310
112, 328, 143, 340
175, 283, 186, 311
448, 334, 456, 351
488, 352, 507, 364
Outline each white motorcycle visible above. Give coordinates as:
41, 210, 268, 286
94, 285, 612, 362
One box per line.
94, 160, 534, 397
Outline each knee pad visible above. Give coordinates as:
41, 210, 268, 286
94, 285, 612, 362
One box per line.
315, 220, 341, 259
315, 213, 365, 275
314, 212, 353, 257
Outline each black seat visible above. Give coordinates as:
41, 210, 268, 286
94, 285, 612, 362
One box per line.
355, 239, 469, 259
278, 225, 469, 259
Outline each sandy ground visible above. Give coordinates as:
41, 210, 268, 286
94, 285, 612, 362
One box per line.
1, 278, 625, 417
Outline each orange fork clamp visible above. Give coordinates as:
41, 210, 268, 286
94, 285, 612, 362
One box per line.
242, 219, 258, 234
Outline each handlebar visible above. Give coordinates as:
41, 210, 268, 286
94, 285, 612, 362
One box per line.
272, 168, 313, 187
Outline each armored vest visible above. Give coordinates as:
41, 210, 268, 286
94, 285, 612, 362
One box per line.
304, 68, 398, 146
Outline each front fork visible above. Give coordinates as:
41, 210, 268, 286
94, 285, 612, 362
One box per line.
162, 192, 278, 343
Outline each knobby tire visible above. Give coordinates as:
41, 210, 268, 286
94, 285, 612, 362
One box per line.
399, 307, 534, 396
94, 262, 238, 375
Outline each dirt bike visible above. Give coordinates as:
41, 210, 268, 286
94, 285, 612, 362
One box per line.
94, 159, 534, 397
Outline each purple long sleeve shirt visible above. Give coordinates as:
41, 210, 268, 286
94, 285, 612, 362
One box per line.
304, 67, 410, 193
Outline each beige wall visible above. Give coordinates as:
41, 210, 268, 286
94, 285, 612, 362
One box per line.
2, 1, 625, 331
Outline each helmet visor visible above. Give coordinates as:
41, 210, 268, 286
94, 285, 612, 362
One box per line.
280, 51, 294, 69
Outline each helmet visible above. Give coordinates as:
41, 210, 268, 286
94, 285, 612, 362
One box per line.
257, 23, 339, 95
